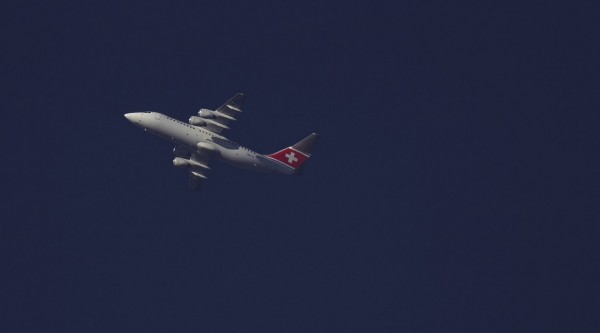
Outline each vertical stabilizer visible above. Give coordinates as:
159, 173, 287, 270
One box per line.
265, 133, 319, 172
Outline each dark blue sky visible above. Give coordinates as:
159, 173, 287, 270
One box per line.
2, 1, 599, 332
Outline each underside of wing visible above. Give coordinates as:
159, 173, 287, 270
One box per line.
173, 146, 211, 189
188, 171, 205, 189
192, 93, 245, 134
187, 151, 211, 189
215, 92, 245, 118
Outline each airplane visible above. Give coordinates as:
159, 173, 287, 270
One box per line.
124, 93, 319, 189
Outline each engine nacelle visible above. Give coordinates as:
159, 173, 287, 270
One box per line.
189, 116, 206, 126
198, 108, 216, 119
196, 142, 219, 157
172, 157, 189, 167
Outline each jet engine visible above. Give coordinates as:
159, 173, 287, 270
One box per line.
198, 109, 216, 119
172, 157, 189, 167
172, 157, 210, 170
189, 116, 206, 126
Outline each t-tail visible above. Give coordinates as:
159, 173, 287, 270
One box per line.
265, 133, 319, 173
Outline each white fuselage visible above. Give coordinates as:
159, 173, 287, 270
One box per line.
125, 112, 294, 174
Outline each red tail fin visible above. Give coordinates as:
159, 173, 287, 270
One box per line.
266, 133, 319, 171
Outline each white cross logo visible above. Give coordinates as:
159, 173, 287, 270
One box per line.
285, 151, 298, 164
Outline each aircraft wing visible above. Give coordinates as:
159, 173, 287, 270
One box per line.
201, 93, 245, 134
187, 151, 211, 189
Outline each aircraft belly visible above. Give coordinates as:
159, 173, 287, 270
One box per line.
217, 149, 272, 173
155, 121, 201, 149
150, 117, 292, 174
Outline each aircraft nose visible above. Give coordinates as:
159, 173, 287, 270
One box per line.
124, 113, 143, 123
